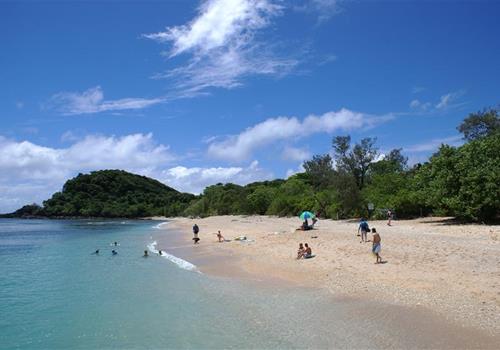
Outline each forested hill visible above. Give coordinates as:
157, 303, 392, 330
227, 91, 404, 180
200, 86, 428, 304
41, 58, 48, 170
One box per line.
4, 108, 500, 222
7, 170, 196, 218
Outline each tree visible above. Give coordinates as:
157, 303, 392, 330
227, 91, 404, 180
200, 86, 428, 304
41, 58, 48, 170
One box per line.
332, 136, 378, 189
457, 108, 499, 141
302, 154, 334, 190
370, 148, 408, 175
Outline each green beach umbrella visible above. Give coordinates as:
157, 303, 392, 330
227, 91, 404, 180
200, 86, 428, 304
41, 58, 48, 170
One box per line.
299, 211, 315, 221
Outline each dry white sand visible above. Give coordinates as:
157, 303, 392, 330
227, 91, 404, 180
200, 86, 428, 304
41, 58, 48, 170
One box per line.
159, 216, 500, 335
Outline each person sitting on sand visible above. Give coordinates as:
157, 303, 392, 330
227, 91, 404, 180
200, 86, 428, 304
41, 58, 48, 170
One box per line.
371, 228, 382, 264
216, 230, 225, 242
304, 243, 313, 258
143, 250, 148, 257
358, 218, 370, 243
297, 243, 305, 259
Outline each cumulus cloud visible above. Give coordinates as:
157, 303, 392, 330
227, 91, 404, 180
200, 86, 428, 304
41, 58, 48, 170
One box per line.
0, 134, 174, 212
281, 146, 311, 162
0, 134, 274, 212
158, 160, 273, 194
207, 108, 386, 161
144, 0, 297, 97
48, 86, 165, 115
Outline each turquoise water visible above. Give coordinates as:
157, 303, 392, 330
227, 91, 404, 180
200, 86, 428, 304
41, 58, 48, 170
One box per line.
2, 219, 495, 349
1, 219, 360, 349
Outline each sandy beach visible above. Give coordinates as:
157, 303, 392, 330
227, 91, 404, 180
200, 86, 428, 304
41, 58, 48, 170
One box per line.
155, 216, 500, 338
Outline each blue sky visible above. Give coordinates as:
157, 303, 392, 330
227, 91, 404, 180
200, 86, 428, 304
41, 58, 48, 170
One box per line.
1, 0, 499, 212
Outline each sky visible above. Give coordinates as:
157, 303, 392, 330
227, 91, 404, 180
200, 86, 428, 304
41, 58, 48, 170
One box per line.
1, 0, 499, 213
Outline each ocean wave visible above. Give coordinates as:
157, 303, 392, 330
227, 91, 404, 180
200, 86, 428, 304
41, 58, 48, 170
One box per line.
147, 241, 199, 273
151, 222, 169, 229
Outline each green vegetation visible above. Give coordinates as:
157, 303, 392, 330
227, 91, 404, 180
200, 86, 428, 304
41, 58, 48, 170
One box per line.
6, 170, 195, 218
183, 108, 499, 222
5, 108, 499, 222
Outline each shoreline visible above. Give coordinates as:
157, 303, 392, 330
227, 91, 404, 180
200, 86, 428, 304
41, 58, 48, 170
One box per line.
153, 215, 500, 338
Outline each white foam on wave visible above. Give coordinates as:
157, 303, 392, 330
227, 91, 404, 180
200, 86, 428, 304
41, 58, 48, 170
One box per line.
147, 241, 199, 273
152, 222, 169, 229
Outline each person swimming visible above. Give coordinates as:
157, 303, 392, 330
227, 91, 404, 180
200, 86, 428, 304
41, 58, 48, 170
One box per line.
158, 250, 162, 256
143, 250, 149, 257
113, 242, 118, 246
92, 249, 99, 255
112, 250, 118, 255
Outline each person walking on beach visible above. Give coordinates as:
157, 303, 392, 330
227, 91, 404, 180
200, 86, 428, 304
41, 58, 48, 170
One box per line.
371, 228, 382, 264
387, 210, 393, 226
192, 224, 200, 244
358, 218, 370, 243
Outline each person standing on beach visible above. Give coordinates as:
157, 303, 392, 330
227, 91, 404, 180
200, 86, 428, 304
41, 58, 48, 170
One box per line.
371, 228, 382, 264
358, 219, 370, 243
192, 224, 200, 244
387, 210, 393, 226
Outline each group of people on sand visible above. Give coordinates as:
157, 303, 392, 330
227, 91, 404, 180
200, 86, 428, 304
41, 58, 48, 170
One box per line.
358, 218, 383, 264
299, 217, 318, 231
192, 224, 227, 244
296, 243, 313, 259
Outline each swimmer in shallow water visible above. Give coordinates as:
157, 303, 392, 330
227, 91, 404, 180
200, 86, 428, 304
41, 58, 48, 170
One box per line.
143, 250, 148, 257
158, 250, 162, 256
112, 250, 118, 255
92, 249, 99, 255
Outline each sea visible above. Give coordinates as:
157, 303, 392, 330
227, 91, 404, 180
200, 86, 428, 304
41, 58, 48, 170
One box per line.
1, 219, 497, 349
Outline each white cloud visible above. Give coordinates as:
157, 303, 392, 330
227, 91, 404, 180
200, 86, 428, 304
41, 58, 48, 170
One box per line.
207, 108, 385, 161
0, 134, 275, 213
409, 99, 431, 110
144, 0, 297, 97
49, 86, 165, 115
309, 0, 340, 22
0, 134, 174, 212
409, 99, 421, 108
158, 160, 273, 194
294, 0, 340, 23
435, 90, 465, 110
285, 163, 305, 178
282, 146, 311, 162
403, 135, 463, 153
408, 90, 464, 112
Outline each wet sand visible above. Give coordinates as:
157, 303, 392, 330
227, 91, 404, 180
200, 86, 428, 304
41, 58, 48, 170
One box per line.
152, 216, 500, 348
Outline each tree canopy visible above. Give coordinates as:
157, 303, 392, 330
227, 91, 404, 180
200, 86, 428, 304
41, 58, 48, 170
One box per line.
5, 109, 499, 223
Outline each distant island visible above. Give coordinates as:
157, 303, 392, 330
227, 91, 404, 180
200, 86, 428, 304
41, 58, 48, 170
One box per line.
2, 170, 196, 218
2, 109, 499, 222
